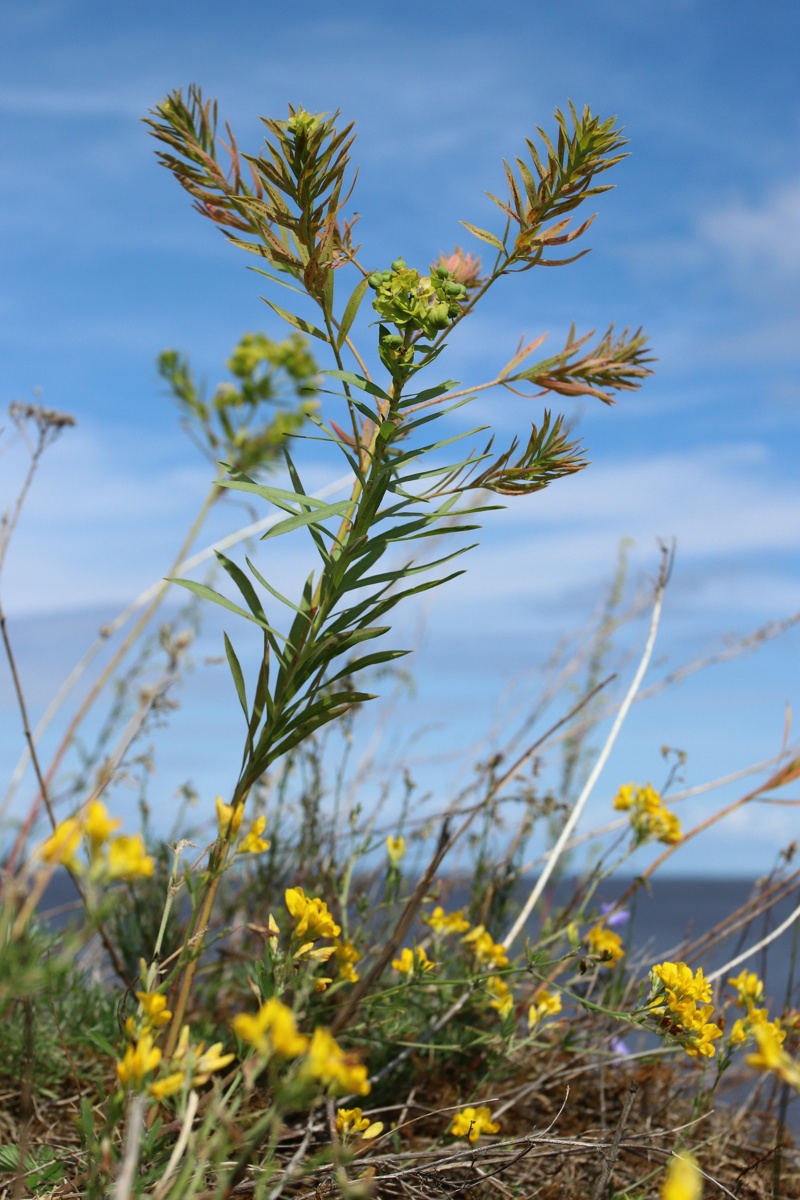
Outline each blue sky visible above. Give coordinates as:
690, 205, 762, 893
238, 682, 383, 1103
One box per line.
1, 0, 799, 875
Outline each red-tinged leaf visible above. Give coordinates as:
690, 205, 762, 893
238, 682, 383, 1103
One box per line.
459, 221, 506, 252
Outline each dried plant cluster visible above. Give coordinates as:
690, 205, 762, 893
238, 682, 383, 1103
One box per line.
0, 90, 798, 1200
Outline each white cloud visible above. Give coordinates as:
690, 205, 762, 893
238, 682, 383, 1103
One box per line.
699, 181, 800, 279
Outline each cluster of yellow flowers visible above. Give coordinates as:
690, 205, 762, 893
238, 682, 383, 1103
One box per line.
647, 962, 722, 1059
727, 971, 799, 1089
40, 800, 154, 881
613, 783, 682, 846
117, 988, 233, 1099
281, 885, 361, 989
450, 1105, 500, 1143
232, 996, 370, 1095
423, 905, 470, 935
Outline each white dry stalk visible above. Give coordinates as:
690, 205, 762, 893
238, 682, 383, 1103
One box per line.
502, 564, 668, 952
706, 896, 800, 984
151, 1090, 200, 1200
112, 1092, 147, 1200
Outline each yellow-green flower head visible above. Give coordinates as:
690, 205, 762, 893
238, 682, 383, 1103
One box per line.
335, 1107, 384, 1139
368, 258, 467, 340
386, 835, 406, 866
587, 923, 624, 965
462, 925, 509, 968
40, 817, 84, 873
84, 800, 122, 858
661, 1153, 703, 1200
232, 997, 309, 1059
450, 1106, 500, 1144
423, 905, 471, 935
106, 834, 155, 880
285, 886, 341, 941
391, 946, 435, 978
302, 1027, 370, 1096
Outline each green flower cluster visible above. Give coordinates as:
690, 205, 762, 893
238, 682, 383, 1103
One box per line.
368, 258, 467, 341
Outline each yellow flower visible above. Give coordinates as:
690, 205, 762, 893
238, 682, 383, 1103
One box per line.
613, 783, 682, 844
106, 834, 155, 880
237, 815, 270, 854
84, 801, 121, 858
216, 796, 244, 839
391, 946, 435, 977
462, 926, 509, 967
746, 1023, 800, 1088
285, 886, 341, 941
386, 835, 406, 865
136, 991, 172, 1029
302, 1027, 370, 1096
192, 1041, 235, 1085
423, 906, 471, 934
336, 1107, 384, 1139
148, 1071, 185, 1100
450, 1106, 500, 1143
651, 963, 711, 1009
729, 1018, 748, 1046
117, 1033, 162, 1089
40, 817, 83, 872
232, 997, 309, 1059
528, 989, 562, 1029
334, 938, 361, 983
485, 975, 513, 1019
661, 1153, 703, 1200
682, 1006, 723, 1059
587, 924, 624, 965
728, 970, 764, 1007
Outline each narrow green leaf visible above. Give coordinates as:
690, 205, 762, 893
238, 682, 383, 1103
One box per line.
323, 368, 391, 401
224, 632, 249, 721
167, 577, 274, 632
260, 503, 349, 543
247, 265, 307, 295
216, 551, 267, 624
336, 275, 370, 350
262, 296, 330, 342
326, 648, 410, 685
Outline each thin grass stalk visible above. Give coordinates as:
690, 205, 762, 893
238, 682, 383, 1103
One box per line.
502, 548, 671, 951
